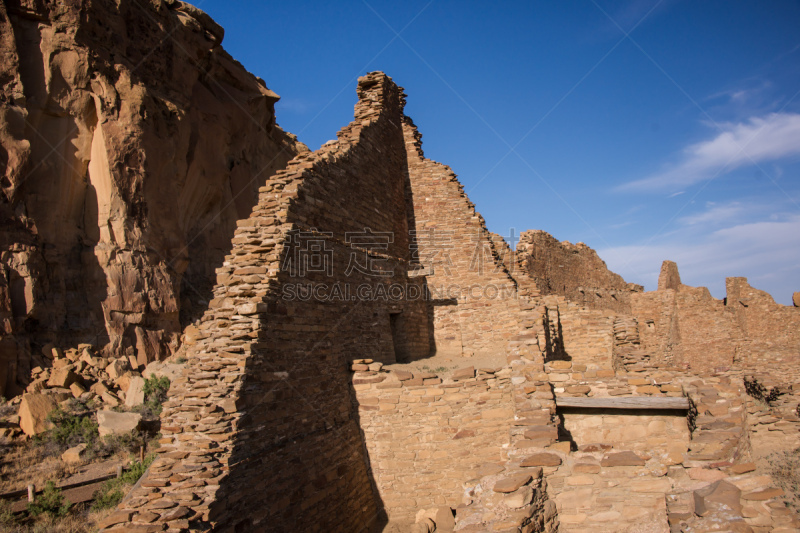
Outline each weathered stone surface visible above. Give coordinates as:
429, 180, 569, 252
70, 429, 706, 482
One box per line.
693, 480, 742, 517
601, 451, 646, 467
18, 393, 58, 435
0, 0, 302, 380
493, 474, 532, 493
62, 443, 87, 464
124, 376, 146, 408
520, 453, 562, 467
97, 410, 141, 437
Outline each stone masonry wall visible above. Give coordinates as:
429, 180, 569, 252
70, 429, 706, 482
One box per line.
108, 72, 429, 533
404, 118, 521, 358
352, 365, 515, 521
630, 261, 800, 373
515, 230, 641, 314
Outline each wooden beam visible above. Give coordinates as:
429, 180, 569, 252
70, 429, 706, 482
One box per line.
556, 396, 690, 410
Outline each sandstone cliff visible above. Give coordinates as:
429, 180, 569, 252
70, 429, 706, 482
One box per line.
0, 0, 304, 395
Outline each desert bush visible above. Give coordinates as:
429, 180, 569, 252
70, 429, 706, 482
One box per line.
91, 453, 155, 511
45, 408, 98, 449
27, 481, 71, 518
142, 376, 170, 417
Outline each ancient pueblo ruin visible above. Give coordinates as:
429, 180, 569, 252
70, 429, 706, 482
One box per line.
1, 1, 799, 532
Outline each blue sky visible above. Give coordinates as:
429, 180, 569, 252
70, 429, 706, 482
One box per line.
200, 0, 800, 305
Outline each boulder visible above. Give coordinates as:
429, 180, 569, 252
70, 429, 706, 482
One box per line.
105, 359, 128, 380
793, 292, 800, 307
19, 393, 59, 436
47, 368, 80, 389
62, 443, 87, 463
69, 382, 87, 398
124, 376, 146, 407
97, 410, 142, 437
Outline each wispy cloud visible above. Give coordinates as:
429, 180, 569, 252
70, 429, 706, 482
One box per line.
677, 201, 744, 225
619, 112, 800, 191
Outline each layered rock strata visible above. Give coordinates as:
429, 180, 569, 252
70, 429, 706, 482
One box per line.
0, 0, 301, 396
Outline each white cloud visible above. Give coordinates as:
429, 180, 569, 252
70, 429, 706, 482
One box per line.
598, 213, 800, 305
677, 201, 744, 226
619, 112, 800, 191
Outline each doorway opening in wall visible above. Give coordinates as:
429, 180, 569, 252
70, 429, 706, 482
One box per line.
389, 312, 406, 363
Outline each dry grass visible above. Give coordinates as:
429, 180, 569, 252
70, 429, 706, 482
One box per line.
0, 441, 77, 495
0, 512, 95, 533
766, 446, 800, 513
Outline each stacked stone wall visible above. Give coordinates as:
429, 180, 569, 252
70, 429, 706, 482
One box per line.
352, 366, 515, 521
515, 230, 640, 314
403, 119, 521, 358
109, 72, 429, 532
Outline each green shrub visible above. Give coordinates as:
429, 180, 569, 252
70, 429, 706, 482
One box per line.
90, 482, 124, 511
0, 499, 15, 527
27, 481, 71, 517
91, 453, 156, 511
142, 376, 170, 416
44, 408, 99, 448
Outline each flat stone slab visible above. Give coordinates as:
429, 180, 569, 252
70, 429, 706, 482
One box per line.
493, 474, 532, 493
475, 463, 505, 477
601, 451, 646, 467
520, 453, 562, 467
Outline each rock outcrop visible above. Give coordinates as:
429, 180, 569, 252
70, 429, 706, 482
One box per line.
0, 0, 303, 396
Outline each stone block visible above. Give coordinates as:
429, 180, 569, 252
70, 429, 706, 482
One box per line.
98, 410, 141, 437
693, 480, 741, 516
520, 453, 562, 467
125, 376, 146, 407
452, 366, 475, 380
601, 451, 646, 467
19, 393, 59, 435
47, 368, 80, 389
493, 474, 532, 493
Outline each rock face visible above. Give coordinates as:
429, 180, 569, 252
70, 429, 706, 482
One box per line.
0, 0, 303, 396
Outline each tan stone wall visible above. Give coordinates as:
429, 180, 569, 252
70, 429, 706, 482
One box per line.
404, 118, 521, 358
561, 411, 689, 458
113, 73, 430, 532
515, 230, 640, 314
353, 368, 515, 521
540, 296, 616, 370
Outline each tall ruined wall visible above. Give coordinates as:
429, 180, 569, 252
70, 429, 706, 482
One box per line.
630, 261, 799, 373
404, 118, 521, 357
0, 0, 300, 396
515, 230, 640, 314
112, 72, 430, 532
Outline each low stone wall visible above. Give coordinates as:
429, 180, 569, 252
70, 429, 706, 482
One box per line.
561, 410, 689, 460
352, 365, 515, 521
